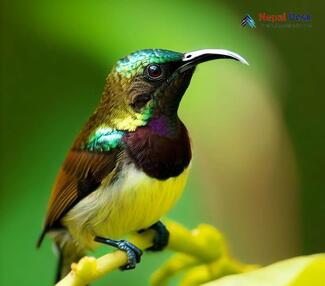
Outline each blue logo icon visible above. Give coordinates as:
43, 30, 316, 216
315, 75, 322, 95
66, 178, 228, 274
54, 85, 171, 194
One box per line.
241, 15, 256, 28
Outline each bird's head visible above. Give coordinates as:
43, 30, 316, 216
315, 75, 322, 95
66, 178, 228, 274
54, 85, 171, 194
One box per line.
98, 49, 248, 133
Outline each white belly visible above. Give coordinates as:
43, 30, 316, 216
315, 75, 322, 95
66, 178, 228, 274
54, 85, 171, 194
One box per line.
63, 163, 189, 249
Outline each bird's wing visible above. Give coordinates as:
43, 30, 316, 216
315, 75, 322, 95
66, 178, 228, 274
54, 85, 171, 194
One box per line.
37, 148, 120, 246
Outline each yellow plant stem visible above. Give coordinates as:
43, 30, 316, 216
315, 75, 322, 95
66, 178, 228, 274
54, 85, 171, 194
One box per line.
151, 221, 257, 286
56, 220, 256, 286
56, 230, 155, 286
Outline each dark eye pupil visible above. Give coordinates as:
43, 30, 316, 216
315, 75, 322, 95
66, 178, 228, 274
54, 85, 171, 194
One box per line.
147, 65, 161, 78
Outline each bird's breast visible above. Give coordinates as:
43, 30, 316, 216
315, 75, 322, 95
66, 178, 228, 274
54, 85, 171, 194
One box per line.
63, 163, 190, 249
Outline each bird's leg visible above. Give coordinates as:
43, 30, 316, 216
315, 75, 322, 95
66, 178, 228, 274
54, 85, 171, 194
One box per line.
143, 221, 170, 251
94, 236, 143, 270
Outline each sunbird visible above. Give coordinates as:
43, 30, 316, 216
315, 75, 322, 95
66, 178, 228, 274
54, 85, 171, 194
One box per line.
37, 48, 248, 282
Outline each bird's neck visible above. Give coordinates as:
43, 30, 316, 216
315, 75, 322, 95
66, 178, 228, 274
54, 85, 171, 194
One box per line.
123, 116, 191, 180
147, 114, 180, 137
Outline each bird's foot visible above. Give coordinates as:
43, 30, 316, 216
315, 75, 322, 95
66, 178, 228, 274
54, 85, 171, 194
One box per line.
94, 236, 142, 270
145, 221, 170, 251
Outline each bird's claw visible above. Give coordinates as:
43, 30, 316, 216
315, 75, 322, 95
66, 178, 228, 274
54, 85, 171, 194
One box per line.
146, 221, 170, 251
94, 236, 142, 270
117, 240, 143, 270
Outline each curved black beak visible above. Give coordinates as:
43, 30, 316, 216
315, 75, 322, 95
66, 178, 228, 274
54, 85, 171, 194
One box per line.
178, 49, 249, 73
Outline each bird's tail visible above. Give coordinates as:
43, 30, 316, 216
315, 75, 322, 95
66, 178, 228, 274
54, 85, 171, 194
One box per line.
53, 232, 85, 283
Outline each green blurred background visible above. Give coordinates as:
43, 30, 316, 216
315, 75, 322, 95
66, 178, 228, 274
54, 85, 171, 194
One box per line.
1, 0, 324, 285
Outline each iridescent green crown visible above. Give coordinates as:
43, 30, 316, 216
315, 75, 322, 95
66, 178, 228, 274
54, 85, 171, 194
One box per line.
115, 49, 183, 78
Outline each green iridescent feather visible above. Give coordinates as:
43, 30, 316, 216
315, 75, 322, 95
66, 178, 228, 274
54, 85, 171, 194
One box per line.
141, 101, 153, 122
86, 127, 124, 152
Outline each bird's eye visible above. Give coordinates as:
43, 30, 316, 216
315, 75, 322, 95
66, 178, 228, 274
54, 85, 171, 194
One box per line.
146, 64, 162, 79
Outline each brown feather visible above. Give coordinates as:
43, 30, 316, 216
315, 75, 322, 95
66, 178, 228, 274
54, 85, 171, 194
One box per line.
37, 148, 119, 247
